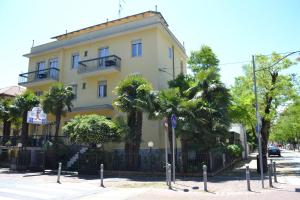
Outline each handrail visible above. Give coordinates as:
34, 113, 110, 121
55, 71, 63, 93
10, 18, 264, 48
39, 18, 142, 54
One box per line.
78, 55, 121, 74
18, 68, 60, 84
79, 55, 121, 64
19, 67, 60, 77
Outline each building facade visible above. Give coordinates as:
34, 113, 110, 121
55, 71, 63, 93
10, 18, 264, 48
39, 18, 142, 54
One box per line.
19, 11, 187, 150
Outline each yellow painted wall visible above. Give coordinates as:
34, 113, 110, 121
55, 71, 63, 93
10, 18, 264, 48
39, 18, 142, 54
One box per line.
25, 25, 186, 149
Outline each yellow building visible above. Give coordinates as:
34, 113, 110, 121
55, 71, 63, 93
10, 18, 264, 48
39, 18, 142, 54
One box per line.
19, 11, 187, 150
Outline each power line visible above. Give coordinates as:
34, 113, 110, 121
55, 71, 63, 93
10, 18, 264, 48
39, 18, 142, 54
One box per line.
219, 60, 251, 66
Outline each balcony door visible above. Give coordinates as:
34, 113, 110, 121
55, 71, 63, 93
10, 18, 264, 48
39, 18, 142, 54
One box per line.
37, 61, 46, 79
49, 58, 59, 79
99, 47, 109, 68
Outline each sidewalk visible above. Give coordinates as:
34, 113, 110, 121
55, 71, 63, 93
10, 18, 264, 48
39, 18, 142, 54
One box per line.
78, 150, 300, 200
0, 150, 299, 199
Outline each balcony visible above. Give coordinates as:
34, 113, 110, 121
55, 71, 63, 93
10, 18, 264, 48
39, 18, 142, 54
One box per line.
78, 55, 121, 77
18, 68, 59, 87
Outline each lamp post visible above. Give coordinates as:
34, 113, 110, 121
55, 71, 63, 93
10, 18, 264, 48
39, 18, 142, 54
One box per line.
252, 51, 300, 189
148, 141, 154, 172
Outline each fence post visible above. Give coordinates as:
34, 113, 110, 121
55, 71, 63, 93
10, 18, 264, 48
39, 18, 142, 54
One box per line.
100, 164, 104, 187
167, 163, 172, 190
273, 161, 277, 183
57, 162, 62, 184
222, 153, 226, 168
268, 163, 273, 187
246, 165, 251, 191
203, 165, 208, 191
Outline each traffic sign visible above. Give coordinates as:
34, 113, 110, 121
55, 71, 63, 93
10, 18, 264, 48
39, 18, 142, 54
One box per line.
171, 114, 177, 128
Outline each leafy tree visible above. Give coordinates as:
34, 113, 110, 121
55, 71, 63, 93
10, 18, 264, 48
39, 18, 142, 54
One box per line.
0, 98, 12, 144
113, 75, 153, 170
154, 46, 231, 172
188, 45, 219, 73
42, 84, 75, 142
229, 75, 258, 149
10, 91, 39, 146
270, 99, 300, 146
63, 115, 121, 145
230, 53, 296, 157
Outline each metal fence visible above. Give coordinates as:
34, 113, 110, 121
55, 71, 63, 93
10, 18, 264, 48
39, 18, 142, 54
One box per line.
75, 148, 237, 175
0, 135, 70, 147
0, 148, 45, 171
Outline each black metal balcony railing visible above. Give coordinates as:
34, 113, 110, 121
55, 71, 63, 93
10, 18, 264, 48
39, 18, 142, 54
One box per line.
18, 68, 60, 85
78, 55, 121, 74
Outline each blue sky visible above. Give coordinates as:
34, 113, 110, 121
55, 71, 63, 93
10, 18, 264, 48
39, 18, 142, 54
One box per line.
0, 0, 299, 88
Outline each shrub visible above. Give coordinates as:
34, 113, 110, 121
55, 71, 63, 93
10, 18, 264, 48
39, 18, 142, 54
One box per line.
226, 144, 243, 158
63, 114, 121, 145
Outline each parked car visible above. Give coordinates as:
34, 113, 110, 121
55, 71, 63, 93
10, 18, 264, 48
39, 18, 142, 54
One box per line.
268, 146, 281, 157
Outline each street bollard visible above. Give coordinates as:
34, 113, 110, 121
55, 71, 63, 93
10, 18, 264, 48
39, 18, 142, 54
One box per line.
100, 164, 104, 187
57, 162, 62, 184
268, 164, 273, 187
167, 163, 172, 189
246, 165, 251, 191
203, 165, 208, 191
273, 162, 277, 183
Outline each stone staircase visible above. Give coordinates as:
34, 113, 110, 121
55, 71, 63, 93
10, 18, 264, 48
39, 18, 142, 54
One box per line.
67, 147, 88, 168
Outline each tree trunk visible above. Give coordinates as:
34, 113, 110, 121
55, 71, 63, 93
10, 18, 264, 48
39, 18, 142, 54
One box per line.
132, 111, 143, 170
2, 119, 11, 145
125, 111, 134, 170
257, 72, 278, 172
54, 113, 61, 143
181, 135, 188, 173
125, 110, 143, 170
21, 112, 29, 146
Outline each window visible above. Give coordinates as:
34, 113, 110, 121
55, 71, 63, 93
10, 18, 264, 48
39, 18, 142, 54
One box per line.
35, 91, 43, 97
82, 82, 86, 90
49, 57, 59, 68
84, 51, 88, 57
71, 53, 80, 69
70, 84, 78, 99
168, 47, 173, 59
131, 39, 142, 57
98, 80, 107, 98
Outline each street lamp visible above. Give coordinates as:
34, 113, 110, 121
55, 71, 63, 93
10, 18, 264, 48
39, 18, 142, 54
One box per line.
252, 50, 300, 189
148, 141, 154, 172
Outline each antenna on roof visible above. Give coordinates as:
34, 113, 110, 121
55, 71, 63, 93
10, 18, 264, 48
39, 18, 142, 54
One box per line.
118, 0, 126, 18
155, 5, 157, 12
32, 40, 35, 48
106, 18, 109, 23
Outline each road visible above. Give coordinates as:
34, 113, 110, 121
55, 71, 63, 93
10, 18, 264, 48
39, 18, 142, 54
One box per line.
0, 149, 299, 200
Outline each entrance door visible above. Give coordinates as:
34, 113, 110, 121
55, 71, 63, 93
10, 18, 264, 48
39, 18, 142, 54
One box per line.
98, 47, 109, 68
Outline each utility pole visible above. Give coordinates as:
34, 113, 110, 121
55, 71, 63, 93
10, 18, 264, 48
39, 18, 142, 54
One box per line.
252, 55, 264, 188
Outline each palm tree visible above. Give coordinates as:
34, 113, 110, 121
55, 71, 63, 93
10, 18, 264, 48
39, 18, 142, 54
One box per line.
42, 83, 75, 143
10, 91, 40, 146
0, 98, 12, 144
113, 75, 153, 170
